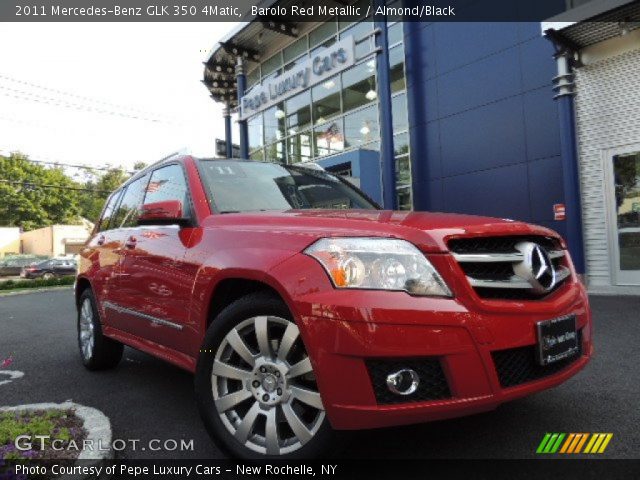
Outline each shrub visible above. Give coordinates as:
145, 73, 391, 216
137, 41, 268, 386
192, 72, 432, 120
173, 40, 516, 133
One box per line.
0, 276, 75, 291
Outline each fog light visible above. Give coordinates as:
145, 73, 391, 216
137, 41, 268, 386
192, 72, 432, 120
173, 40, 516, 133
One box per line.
386, 368, 419, 396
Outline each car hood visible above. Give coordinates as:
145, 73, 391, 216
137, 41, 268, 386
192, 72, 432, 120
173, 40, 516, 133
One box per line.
203, 209, 561, 253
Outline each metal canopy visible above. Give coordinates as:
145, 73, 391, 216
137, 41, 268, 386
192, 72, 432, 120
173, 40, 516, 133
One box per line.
202, 0, 349, 108
543, 0, 640, 50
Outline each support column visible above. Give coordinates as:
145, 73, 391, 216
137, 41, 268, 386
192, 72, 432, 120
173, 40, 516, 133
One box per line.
553, 50, 586, 274
223, 102, 232, 158
236, 57, 249, 159
374, 0, 396, 210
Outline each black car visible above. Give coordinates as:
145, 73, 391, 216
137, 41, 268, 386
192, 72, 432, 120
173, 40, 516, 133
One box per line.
0, 256, 48, 276
22, 258, 77, 279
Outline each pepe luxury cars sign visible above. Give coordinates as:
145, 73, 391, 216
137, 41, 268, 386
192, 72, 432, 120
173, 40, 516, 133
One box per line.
239, 36, 355, 120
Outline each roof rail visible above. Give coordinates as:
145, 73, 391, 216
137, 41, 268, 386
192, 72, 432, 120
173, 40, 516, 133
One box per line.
147, 150, 187, 169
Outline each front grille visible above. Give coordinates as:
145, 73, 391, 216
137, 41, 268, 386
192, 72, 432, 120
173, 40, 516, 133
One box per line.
492, 330, 583, 388
448, 236, 560, 254
366, 358, 451, 404
447, 235, 570, 300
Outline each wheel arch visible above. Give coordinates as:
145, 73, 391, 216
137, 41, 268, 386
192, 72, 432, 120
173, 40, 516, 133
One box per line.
204, 274, 296, 331
74, 276, 93, 308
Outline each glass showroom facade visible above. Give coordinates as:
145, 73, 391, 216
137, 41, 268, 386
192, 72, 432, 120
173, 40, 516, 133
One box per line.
205, 1, 640, 291
241, 16, 412, 209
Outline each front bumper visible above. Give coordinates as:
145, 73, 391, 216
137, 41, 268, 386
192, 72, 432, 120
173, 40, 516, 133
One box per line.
278, 258, 592, 430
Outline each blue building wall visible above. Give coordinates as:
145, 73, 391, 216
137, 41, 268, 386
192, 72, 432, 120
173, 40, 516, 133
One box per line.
405, 18, 567, 236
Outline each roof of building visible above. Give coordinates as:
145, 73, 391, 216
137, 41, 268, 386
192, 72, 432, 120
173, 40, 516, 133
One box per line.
542, 0, 640, 50
202, 0, 333, 107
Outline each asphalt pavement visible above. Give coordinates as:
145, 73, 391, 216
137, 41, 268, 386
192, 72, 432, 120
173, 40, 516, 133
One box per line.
0, 289, 638, 459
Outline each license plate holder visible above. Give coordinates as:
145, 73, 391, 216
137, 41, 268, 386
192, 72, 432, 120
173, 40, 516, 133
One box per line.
536, 315, 578, 366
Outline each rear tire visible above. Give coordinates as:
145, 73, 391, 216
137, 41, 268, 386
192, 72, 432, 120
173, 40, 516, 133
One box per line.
195, 292, 336, 459
78, 289, 123, 370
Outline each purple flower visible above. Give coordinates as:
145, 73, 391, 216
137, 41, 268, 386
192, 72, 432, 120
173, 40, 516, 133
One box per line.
0, 355, 13, 368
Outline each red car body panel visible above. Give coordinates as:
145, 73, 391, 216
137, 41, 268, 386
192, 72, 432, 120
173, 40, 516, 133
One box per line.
77, 155, 592, 430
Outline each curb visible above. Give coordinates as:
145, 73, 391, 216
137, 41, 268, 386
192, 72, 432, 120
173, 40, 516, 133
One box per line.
0, 285, 73, 297
0, 401, 113, 479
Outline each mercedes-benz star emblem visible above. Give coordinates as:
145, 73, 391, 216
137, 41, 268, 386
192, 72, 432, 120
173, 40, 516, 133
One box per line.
513, 242, 556, 294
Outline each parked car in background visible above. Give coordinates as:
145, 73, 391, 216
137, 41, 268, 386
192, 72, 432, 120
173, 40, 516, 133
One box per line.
22, 258, 77, 279
0, 255, 49, 276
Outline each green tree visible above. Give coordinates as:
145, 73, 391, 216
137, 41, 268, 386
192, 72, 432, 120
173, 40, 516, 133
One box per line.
0, 152, 81, 230
77, 167, 130, 223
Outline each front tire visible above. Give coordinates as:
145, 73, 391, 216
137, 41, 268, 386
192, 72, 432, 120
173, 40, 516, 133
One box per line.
77, 289, 123, 370
195, 292, 334, 459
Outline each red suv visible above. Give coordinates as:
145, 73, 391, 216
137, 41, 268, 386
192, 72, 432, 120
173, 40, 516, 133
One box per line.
76, 156, 592, 458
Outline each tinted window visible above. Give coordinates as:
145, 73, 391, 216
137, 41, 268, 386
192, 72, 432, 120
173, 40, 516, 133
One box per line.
112, 175, 149, 229
198, 160, 378, 213
143, 164, 191, 218
98, 190, 123, 232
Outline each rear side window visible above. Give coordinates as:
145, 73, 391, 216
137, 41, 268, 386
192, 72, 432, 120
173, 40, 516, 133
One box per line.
97, 190, 123, 232
111, 174, 149, 229
144, 164, 191, 218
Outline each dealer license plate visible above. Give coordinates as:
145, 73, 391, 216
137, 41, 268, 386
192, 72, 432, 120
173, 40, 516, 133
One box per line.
536, 315, 578, 366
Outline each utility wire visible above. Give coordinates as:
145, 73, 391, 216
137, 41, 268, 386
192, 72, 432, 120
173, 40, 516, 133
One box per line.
0, 179, 112, 194
0, 86, 174, 123
0, 72, 172, 121
18, 158, 134, 174
0, 149, 135, 174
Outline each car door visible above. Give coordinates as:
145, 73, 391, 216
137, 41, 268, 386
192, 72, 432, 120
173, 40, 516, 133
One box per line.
100, 174, 150, 332
81, 188, 125, 310
114, 163, 198, 354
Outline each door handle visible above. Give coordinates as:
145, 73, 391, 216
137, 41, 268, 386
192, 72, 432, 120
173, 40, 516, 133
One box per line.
125, 236, 137, 249
97, 235, 105, 246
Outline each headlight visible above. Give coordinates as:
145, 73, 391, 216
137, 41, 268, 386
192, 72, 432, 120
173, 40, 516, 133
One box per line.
304, 237, 452, 297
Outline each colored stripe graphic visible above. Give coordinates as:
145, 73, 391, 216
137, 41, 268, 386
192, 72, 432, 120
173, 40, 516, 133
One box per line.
574, 433, 589, 453
537, 433, 552, 453
559, 433, 575, 453
597, 434, 613, 453
537, 433, 613, 454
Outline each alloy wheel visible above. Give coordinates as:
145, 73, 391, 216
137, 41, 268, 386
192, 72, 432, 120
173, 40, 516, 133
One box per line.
79, 298, 95, 361
211, 316, 325, 456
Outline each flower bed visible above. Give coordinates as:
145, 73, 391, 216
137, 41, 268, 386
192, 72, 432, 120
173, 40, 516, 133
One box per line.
0, 409, 86, 462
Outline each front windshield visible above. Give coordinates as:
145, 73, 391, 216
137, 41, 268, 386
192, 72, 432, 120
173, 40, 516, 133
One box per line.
198, 160, 379, 213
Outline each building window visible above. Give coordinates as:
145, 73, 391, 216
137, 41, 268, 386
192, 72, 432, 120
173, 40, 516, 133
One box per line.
341, 21, 374, 58
286, 90, 311, 133
392, 93, 408, 132
241, 18, 410, 207
248, 115, 263, 153
249, 149, 264, 162
312, 75, 341, 124
314, 120, 345, 157
389, 45, 406, 93
261, 52, 283, 78
394, 132, 409, 156
287, 132, 313, 164
342, 60, 377, 113
263, 104, 285, 145
246, 67, 260, 90
283, 37, 308, 64
265, 140, 286, 164
309, 21, 337, 51
388, 22, 403, 46
344, 104, 379, 148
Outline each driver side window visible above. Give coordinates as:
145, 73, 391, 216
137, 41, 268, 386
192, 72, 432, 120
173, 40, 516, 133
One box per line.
143, 164, 191, 218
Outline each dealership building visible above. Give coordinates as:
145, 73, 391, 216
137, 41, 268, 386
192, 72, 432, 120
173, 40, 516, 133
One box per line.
203, 0, 640, 294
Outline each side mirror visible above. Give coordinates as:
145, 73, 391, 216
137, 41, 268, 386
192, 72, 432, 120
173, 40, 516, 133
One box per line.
138, 200, 191, 226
